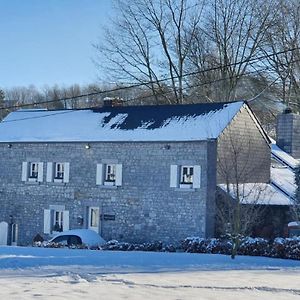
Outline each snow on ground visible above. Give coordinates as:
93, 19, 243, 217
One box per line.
1, 247, 300, 299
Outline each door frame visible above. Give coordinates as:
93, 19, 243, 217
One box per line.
88, 207, 100, 233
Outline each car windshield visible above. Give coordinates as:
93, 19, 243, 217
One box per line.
52, 235, 82, 246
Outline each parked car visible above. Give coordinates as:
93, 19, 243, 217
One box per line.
46, 229, 106, 248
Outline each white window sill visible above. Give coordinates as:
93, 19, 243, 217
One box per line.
28, 178, 38, 182
104, 181, 116, 186
179, 183, 193, 189
54, 178, 64, 183
175, 187, 196, 192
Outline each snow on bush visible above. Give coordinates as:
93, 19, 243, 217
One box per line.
182, 236, 300, 260
36, 236, 300, 260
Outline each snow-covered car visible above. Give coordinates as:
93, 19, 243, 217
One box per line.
47, 229, 106, 248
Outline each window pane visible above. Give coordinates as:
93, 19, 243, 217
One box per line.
106, 164, 116, 181
55, 163, 64, 179
181, 166, 193, 184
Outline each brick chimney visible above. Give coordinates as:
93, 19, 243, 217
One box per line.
276, 108, 300, 158
103, 97, 124, 107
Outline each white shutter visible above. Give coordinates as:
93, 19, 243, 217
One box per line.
193, 165, 201, 189
46, 162, 53, 182
63, 162, 70, 183
96, 164, 103, 185
21, 162, 28, 182
43, 209, 51, 234
63, 210, 69, 231
37, 162, 44, 182
170, 165, 178, 188
115, 164, 123, 186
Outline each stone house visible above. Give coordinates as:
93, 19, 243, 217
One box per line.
0, 101, 271, 245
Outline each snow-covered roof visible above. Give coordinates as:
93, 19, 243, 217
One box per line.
218, 183, 293, 206
270, 164, 296, 198
271, 142, 299, 169
0, 102, 244, 142
218, 137, 297, 206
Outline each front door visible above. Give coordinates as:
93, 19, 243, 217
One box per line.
88, 207, 100, 233
0, 221, 8, 245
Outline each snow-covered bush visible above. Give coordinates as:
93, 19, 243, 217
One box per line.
271, 237, 300, 260
181, 236, 300, 260
238, 237, 270, 256
181, 237, 232, 254
100, 240, 165, 252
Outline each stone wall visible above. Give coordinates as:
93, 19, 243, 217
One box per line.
0, 140, 216, 245
217, 106, 271, 184
277, 113, 300, 159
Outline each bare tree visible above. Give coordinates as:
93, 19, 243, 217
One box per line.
216, 115, 271, 258
262, 0, 300, 110
188, 0, 276, 102
94, 0, 204, 104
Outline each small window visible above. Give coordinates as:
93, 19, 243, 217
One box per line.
96, 163, 122, 187
29, 162, 39, 179
44, 209, 69, 234
53, 210, 63, 232
180, 166, 194, 184
170, 164, 201, 189
54, 163, 64, 180
105, 164, 116, 185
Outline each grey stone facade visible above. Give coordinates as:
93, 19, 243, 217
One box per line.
0, 102, 272, 246
217, 106, 271, 184
277, 112, 300, 159
0, 140, 217, 246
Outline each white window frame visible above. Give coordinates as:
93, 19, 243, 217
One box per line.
53, 210, 64, 233
46, 162, 69, 183
29, 162, 39, 180
54, 162, 64, 182
104, 164, 116, 185
23, 162, 43, 182
96, 163, 122, 187
180, 165, 194, 186
170, 164, 201, 190
44, 208, 69, 235
88, 207, 100, 233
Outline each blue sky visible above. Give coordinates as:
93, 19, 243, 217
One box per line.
0, 0, 113, 89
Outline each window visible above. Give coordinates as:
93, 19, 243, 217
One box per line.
29, 162, 39, 179
105, 164, 116, 183
54, 163, 64, 180
22, 162, 43, 182
180, 166, 194, 184
44, 208, 69, 234
46, 162, 70, 183
170, 164, 201, 189
53, 210, 63, 232
96, 163, 122, 187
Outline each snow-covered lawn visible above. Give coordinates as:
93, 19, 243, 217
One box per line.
1, 247, 300, 299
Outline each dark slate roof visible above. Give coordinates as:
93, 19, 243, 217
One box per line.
0, 101, 245, 142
